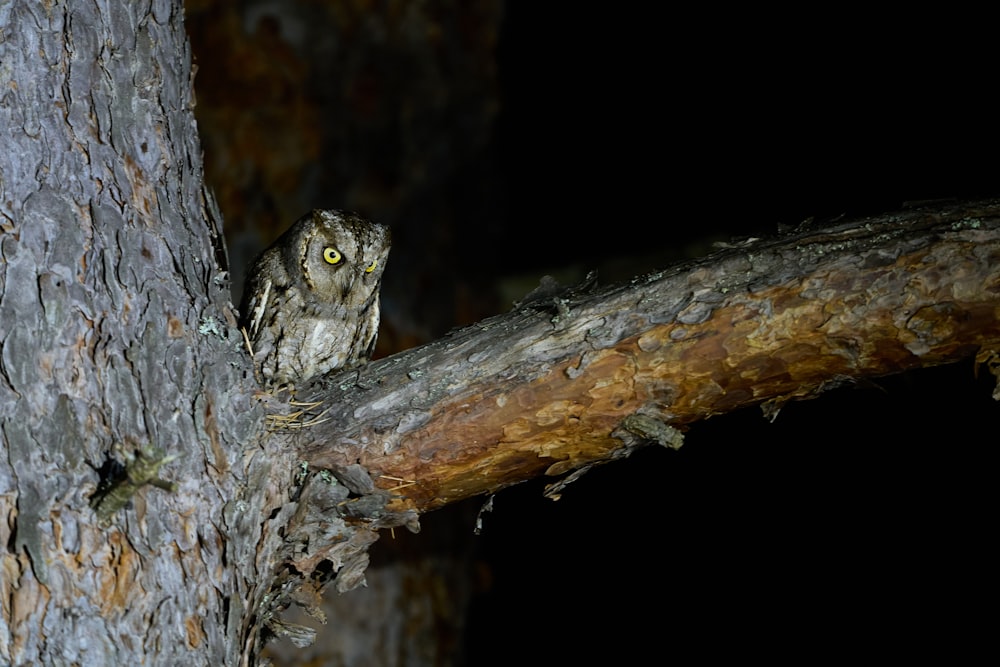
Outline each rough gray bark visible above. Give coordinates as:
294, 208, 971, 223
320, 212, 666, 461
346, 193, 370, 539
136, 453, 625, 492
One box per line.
0, 3, 262, 665
2, 3, 999, 667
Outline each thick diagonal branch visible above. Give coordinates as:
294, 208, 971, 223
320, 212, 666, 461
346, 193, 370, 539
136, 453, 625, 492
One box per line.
288, 199, 1000, 516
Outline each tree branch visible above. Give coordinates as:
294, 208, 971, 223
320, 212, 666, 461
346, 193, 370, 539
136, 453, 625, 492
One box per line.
276, 199, 1000, 515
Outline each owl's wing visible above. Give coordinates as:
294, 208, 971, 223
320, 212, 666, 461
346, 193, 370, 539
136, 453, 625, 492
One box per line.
244, 277, 272, 340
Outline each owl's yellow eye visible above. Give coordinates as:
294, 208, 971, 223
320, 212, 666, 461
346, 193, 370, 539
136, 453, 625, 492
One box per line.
365, 259, 377, 274
323, 247, 342, 265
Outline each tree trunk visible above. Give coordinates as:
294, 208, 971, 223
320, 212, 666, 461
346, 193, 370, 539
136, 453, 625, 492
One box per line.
0, 2, 262, 664
2, 3, 999, 666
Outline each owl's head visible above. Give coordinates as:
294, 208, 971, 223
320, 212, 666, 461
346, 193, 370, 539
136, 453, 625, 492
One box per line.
284, 209, 391, 306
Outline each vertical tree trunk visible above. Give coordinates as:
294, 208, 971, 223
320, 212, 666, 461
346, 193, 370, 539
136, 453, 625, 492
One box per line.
0, 3, 268, 664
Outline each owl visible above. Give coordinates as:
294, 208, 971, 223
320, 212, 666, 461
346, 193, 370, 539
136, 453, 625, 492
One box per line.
239, 210, 391, 389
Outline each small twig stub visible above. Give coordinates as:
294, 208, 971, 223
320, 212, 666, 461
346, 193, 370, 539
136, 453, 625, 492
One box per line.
90, 445, 178, 525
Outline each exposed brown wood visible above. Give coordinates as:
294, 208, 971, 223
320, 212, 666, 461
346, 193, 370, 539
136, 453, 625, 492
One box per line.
295, 200, 1000, 512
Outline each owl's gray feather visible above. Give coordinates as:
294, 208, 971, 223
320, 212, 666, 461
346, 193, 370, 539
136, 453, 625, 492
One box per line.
239, 210, 391, 389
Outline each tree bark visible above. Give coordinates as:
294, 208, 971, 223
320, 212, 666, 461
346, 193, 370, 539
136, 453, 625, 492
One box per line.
2, 3, 999, 666
294, 200, 1000, 510
0, 2, 262, 664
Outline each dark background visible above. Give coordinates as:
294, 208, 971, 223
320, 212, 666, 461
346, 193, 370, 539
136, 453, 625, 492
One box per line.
189, 3, 996, 662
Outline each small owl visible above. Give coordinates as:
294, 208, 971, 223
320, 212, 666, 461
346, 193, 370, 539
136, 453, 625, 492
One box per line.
239, 210, 391, 389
